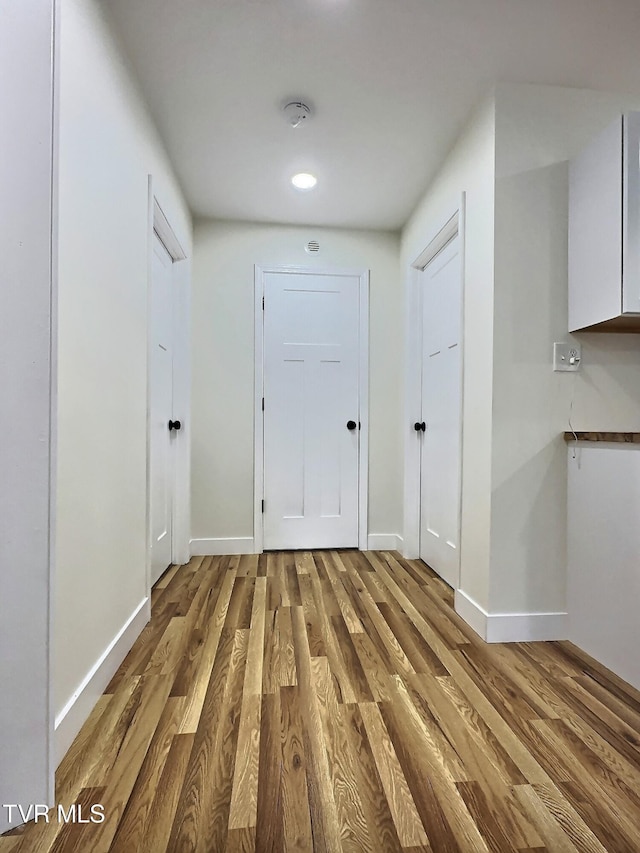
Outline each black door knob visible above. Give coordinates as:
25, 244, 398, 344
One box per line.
414, 421, 426, 432
346, 420, 357, 431
168, 420, 182, 431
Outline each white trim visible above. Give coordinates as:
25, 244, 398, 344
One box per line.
153, 197, 187, 261
358, 271, 370, 551
253, 265, 369, 553
367, 534, 404, 551
169, 247, 191, 566
190, 537, 256, 556
457, 198, 467, 584
454, 589, 489, 639
146, 178, 192, 587
402, 247, 422, 560
54, 597, 150, 767
454, 589, 568, 644
413, 212, 460, 270
254, 266, 265, 554
403, 195, 466, 582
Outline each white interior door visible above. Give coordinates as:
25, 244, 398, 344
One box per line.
419, 236, 462, 587
150, 232, 175, 583
263, 270, 361, 550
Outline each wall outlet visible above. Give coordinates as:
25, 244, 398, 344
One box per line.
554, 342, 581, 372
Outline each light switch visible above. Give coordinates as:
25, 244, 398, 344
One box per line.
554, 342, 581, 372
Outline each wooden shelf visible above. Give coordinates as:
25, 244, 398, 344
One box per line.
563, 431, 640, 443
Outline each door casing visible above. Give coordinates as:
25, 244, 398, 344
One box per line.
146, 180, 191, 588
403, 195, 466, 583
254, 265, 369, 553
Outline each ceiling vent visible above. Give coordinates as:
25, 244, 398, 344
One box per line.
305, 240, 320, 254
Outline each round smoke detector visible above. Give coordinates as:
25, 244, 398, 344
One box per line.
283, 100, 312, 128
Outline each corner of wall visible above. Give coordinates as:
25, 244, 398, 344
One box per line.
455, 589, 568, 643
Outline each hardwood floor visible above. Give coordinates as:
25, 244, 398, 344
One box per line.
3, 550, 640, 852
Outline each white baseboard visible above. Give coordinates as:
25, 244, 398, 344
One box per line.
454, 589, 489, 639
54, 597, 150, 767
190, 537, 256, 556
455, 589, 568, 643
367, 534, 404, 551
401, 545, 419, 559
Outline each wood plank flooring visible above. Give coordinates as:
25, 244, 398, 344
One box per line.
3, 550, 640, 852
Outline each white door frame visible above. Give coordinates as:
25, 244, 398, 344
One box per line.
403, 194, 466, 574
254, 265, 369, 553
146, 178, 191, 587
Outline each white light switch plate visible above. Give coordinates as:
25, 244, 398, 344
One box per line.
554, 342, 581, 372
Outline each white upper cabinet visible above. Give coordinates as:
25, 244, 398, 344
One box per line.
569, 112, 640, 332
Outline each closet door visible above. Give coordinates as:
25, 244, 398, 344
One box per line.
262, 270, 361, 550
419, 235, 462, 587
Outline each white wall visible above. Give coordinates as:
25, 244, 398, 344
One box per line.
491, 83, 640, 616
401, 83, 640, 635
0, 0, 56, 827
55, 0, 191, 726
191, 221, 402, 548
401, 97, 496, 610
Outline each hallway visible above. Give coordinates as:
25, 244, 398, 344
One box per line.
3, 550, 640, 852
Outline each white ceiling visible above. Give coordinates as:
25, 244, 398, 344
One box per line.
107, 0, 640, 231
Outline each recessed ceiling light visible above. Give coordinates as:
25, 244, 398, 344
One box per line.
292, 172, 317, 190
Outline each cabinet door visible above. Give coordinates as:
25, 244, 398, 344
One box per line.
567, 444, 640, 692
568, 117, 623, 331
623, 112, 640, 315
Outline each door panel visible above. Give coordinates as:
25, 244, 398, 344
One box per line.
263, 272, 360, 550
318, 358, 342, 518
150, 233, 174, 582
419, 237, 462, 587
